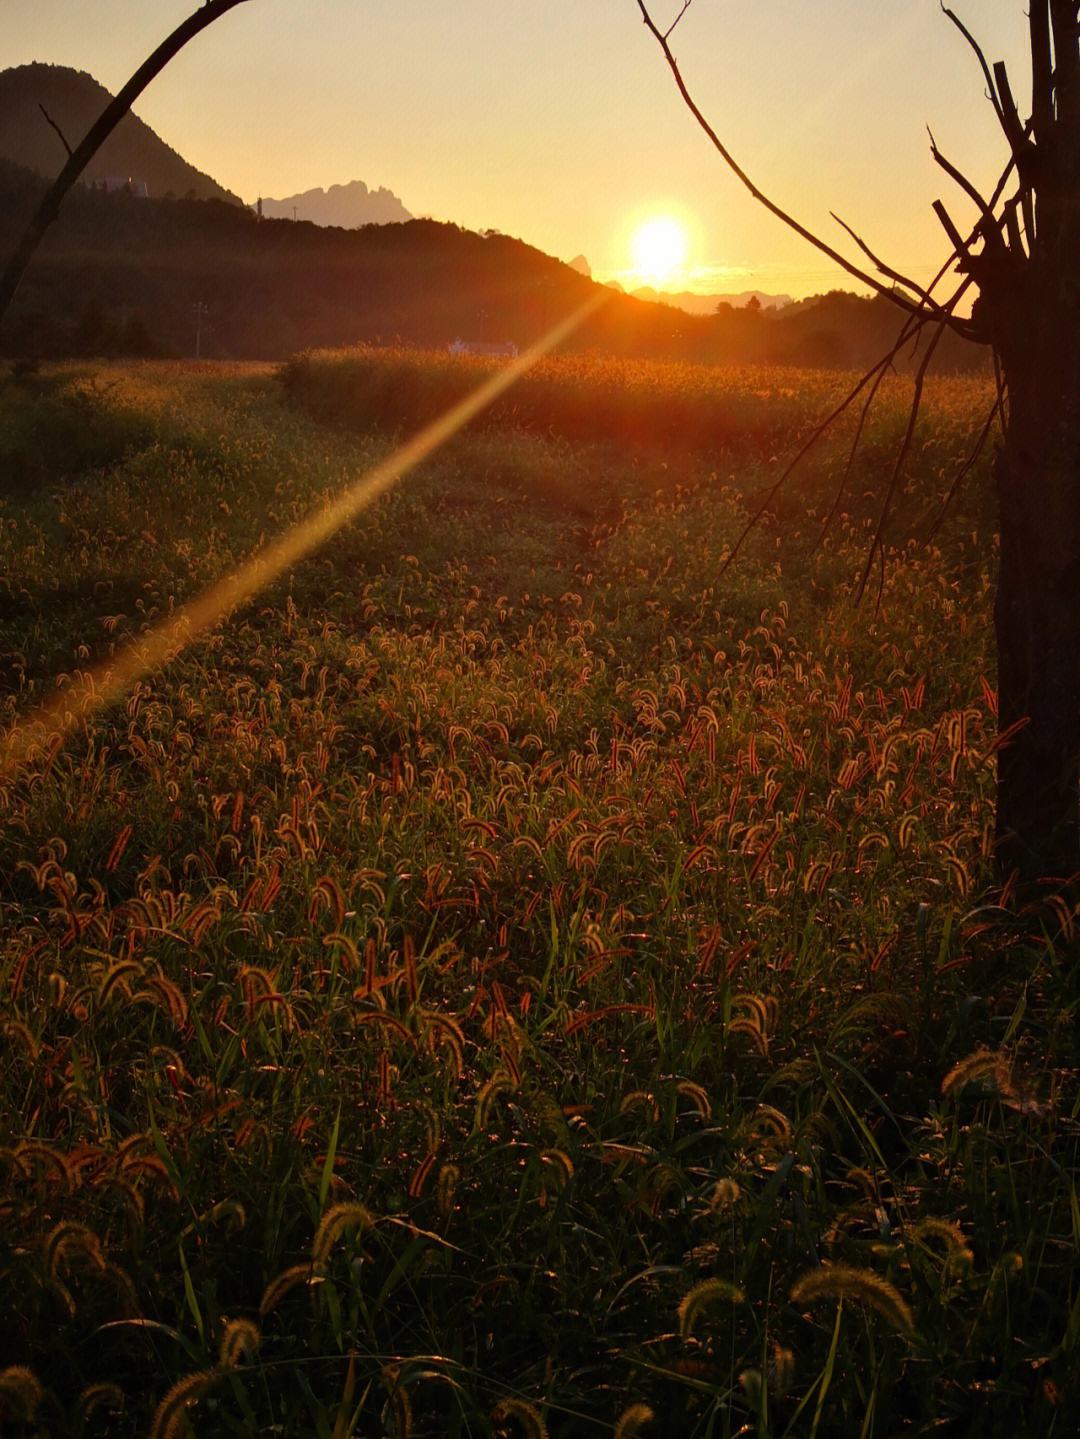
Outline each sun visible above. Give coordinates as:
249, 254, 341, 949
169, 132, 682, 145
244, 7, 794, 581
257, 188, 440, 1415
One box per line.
630, 215, 689, 285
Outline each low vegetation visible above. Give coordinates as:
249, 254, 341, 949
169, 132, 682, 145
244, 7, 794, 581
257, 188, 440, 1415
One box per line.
0, 357, 1076, 1437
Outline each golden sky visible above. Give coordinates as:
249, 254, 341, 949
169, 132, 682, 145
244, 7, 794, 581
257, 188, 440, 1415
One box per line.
1, 1, 1029, 298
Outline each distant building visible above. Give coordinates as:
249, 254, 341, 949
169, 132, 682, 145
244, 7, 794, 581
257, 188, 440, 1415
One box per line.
102, 176, 149, 198
449, 339, 519, 358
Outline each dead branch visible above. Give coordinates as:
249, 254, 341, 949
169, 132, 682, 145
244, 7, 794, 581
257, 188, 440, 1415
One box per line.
0, 0, 254, 329
717, 312, 940, 579
855, 317, 950, 605
924, 394, 1004, 541
816, 357, 892, 549
940, 6, 1007, 131
994, 61, 1027, 153
829, 211, 943, 308
39, 104, 73, 159
635, 0, 977, 340
928, 130, 1005, 246
663, 0, 694, 42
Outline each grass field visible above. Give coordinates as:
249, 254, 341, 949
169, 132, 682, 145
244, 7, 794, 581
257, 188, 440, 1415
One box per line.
0, 356, 1077, 1437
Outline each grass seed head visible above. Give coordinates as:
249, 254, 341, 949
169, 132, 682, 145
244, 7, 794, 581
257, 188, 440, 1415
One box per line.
0, 1367, 42, 1422
311, 1202, 375, 1274
149, 1369, 223, 1439
219, 1317, 261, 1367
492, 1396, 550, 1439
259, 1263, 315, 1317
614, 1403, 655, 1438
677, 1277, 746, 1338
790, 1263, 914, 1335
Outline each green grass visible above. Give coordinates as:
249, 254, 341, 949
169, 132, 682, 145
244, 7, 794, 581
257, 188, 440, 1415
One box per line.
0, 359, 1076, 1437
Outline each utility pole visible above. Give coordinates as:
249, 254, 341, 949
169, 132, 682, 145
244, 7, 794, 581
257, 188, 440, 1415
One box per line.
192, 300, 208, 359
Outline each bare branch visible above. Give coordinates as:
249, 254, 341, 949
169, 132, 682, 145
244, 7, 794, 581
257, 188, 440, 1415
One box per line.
718, 308, 947, 578
38, 103, 73, 159
992, 62, 1028, 156
815, 357, 892, 549
855, 318, 950, 605
940, 6, 1007, 130
663, 0, 694, 42
924, 394, 1003, 541
830, 210, 944, 308
928, 129, 1001, 237
635, 1, 973, 337
932, 199, 970, 260
0, 0, 254, 330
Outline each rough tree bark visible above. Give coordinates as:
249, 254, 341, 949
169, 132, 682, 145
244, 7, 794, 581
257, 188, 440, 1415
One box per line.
639, 0, 1080, 886
0, 0, 253, 326
979, 3, 1080, 881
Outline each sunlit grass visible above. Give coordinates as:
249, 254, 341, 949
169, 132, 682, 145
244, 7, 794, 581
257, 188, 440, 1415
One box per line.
0, 357, 1075, 1436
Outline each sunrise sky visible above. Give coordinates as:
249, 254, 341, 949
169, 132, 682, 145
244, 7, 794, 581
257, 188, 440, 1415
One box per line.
0, 1, 1029, 298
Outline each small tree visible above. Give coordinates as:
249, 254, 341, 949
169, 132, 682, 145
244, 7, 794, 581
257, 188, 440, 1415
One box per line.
639, 1, 1080, 884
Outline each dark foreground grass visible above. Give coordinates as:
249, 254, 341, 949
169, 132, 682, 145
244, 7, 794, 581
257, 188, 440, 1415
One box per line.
0, 361, 1077, 1438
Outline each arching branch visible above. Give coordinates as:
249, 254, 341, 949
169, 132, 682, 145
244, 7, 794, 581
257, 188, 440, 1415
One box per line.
0, 0, 254, 329
941, 6, 1008, 132
635, 1, 978, 340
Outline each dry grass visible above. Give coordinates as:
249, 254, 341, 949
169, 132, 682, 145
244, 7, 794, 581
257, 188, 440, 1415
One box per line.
0, 358, 1076, 1436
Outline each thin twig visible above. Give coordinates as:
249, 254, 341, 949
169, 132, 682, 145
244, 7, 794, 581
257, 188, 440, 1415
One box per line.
830, 211, 942, 308
816, 358, 894, 549
663, 0, 694, 42
856, 318, 950, 605
924, 394, 1003, 542
718, 315, 939, 578
635, 0, 977, 340
940, 6, 1006, 130
38, 103, 73, 159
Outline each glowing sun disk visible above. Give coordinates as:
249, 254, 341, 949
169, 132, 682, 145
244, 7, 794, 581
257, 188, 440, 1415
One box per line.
631, 215, 689, 284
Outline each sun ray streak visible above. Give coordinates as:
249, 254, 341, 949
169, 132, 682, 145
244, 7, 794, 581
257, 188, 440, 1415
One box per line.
0, 293, 606, 781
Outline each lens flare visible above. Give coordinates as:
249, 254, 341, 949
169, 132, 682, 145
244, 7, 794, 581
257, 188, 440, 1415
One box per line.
0, 292, 606, 781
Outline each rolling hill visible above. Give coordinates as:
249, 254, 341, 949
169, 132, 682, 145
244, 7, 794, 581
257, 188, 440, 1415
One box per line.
0, 153, 984, 374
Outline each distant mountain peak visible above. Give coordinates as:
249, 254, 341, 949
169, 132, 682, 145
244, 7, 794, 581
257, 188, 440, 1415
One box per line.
0, 62, 240, 204
259, 179, 412, 228
632, 285, 793, 315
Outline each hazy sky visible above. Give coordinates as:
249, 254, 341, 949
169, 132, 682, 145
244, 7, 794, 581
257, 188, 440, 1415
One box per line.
0, 1, 1029, 297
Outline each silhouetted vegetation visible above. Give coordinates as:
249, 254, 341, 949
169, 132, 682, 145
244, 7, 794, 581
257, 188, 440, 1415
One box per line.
0, 157, 986, 371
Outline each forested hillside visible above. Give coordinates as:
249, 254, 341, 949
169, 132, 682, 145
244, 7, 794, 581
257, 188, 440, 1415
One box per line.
0, 158, 985, 372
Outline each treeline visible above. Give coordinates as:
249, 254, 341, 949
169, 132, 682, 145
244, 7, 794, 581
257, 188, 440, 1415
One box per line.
0, 159, 984, 373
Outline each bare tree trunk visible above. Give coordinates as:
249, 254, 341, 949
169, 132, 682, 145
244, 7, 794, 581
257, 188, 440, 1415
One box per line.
993, 308, 1080, 882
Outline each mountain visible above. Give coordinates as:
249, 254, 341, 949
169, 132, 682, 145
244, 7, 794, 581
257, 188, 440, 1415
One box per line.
568, 255, 592, 278
259, 180, 411, 227
633, 285, 793, 314
0, 63, 240, 204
